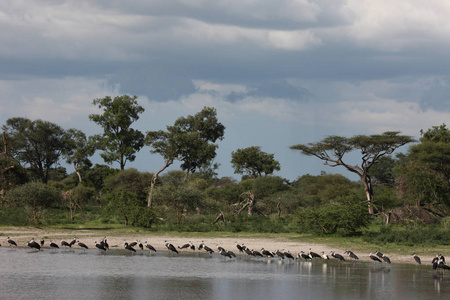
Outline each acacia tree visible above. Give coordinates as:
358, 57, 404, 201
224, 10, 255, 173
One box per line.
231, 146, 280, 178
144, 107, 225, 207
2, 117, 74, 184
89, 95, 144, 170
290, 131, 415, 214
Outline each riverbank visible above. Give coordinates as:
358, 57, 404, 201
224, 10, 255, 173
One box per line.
0, 227, 440, 266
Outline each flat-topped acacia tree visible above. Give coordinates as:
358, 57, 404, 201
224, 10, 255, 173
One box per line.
145, 107, 225, 207
290, 131, 415, 214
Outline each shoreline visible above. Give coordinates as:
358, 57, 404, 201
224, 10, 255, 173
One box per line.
0, 227, 437, 266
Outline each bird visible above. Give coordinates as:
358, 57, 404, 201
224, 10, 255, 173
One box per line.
375, 251, 383, 258
309, 248, 321, 259
178, 242, 191, 250
261, 248, 274, 258
274, 249, 285, 259
320, 251, 330, 260
369, 252, 382, 263
27, 238, 41, 251
138, 241, 144, 251
331, 251, 345, 261
61, 240, 71, 248
236, 242, 244, 253
198, 241, 204, 250
124, 242, 136, 253
144, 241, 157, 252
203, 244, 214, 254
244, 247, 253, 256
344, 250, 359, 260
283, 250, 295, 260
252, 249, 263, 257
219, 248, 233, 259
77, 240, 88, 251
95, 241, 107, 251
298, 251, 311, 260
413, 253, 421, 265
69, 238, 77, 247
381, 254, 391, 264
49, 241, 59, 250
7, 237, 17, 247
129, 240, 138, 248
40, 238, 45, 247
227, 250, 236, 258
165, 241, 179, 254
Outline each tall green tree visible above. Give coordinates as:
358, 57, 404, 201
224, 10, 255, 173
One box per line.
89, 95, 144, 170
290, 132, 415, 214
63, 129, 96, 184
2, 117, 74, 184
145, 107, 225, 207
231, 146, 280, 178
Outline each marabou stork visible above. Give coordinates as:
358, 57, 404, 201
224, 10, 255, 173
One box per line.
165, 241, 179, 254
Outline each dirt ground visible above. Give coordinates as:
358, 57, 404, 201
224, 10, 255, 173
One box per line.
0, 227, 435, 265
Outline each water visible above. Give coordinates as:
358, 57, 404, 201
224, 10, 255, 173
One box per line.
0, 247, 449, 299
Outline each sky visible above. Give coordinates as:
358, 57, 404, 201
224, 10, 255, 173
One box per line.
1, 0, 450, 182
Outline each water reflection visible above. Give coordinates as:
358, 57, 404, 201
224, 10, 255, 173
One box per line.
0, 247, 449, 299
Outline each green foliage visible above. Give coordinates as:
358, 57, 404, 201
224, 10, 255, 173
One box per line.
231, 146, 281, 178
0, 156, 28, 193
103, 168, 152, 196
296, 194, 369, 235
89, 95, 145, 170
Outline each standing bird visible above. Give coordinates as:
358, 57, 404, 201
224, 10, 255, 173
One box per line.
7, 237, 17, 247
27, 239, 41, 251
165, 241, 179, 254
413, 253, 421, 265
138, 241, 144, 251
283, 250, 295, 260
244, 247, 253, 256
309, 248, 322, 259
236, 242, 244, 253
331, 251, 345, 261
219, 248, 233, 259
320, 251, 330, 260
69, 238, 77, 247
252, 249, 263, 257
198, 241, 204, 251
298, 251, 311, 260
344, 250, 359, 260
61, 240, 71, 248
49, 241, 59, 250
261, 248, 274, 258
381, 254, 391, 264
77, 240, 88, 251
203, 244, 214, 254
144, 241, 157, 252
40, 239, 45, 247
124, 242, 136, 253
375, 251, 384, 258
369, 252, 382, 263
95, 241, 107, 251
275, 249, 285, 259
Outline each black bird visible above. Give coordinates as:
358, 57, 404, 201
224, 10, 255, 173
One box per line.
219, 248, 233, 259
344, 250, 359, 260
283, 250, 295, 260
198, 241, 204, 251
227, 250, 236, 258
413, 253, 421, 265
298, 251, 311, 260
331, 251, 345, 261
49, 241, 59, 250
124, 242, 136, 253
261, 248, 274, 258
189, 242, 195, 251
275, 249, 285, 259
27, 239, 41, 251
138, 241, 144, 251
375, 251, 383, 258
61, 240, 71, 248
236, 242, 244, 253
309, 248, 322, 259
244, 247, 253, 256
252, 249, 263, 257
77, 240, 88, 251
129, 240, 138, 248
69, 238, 77, 247
178, 242, 191, 250
165, 241, 179, 254
7, 237, 17, 247
144, 241, 157, 252
203, 244, 214, 254
95, 241, 107, 251
40, 239, 45, 247
369, 252, 382, 263
381, 254, 391, 264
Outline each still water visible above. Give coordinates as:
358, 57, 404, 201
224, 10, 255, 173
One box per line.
0, 247, 448, 300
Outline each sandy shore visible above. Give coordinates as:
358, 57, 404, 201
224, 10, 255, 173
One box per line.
0, 227, 436, 266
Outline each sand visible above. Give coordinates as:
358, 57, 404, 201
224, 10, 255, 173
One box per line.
0, 227, 435, 266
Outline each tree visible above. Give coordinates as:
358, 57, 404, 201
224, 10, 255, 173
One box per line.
231, 146, 280, 178
144, 107, 225, 207
63, 129, 96, 184
6, 182, 60, 225
89, 95, 145, 170
290, 132, 415, 214
2, 117, 74, 184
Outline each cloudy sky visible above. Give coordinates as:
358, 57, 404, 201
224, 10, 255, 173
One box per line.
1, 0, 450, 181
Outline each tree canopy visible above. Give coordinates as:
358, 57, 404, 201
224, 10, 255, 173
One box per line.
290, 131, 415, 214
89, 95, 145, 170
231, 146, 280, 178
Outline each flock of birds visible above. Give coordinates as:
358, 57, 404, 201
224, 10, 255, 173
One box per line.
3, 236, 450, 271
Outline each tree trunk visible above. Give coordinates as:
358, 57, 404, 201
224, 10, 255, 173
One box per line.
147, 158, 173, 207
73, 162, 82, 184
277, 197, 282, 218
361, 174, 374, 215
176, 208, 181, 225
